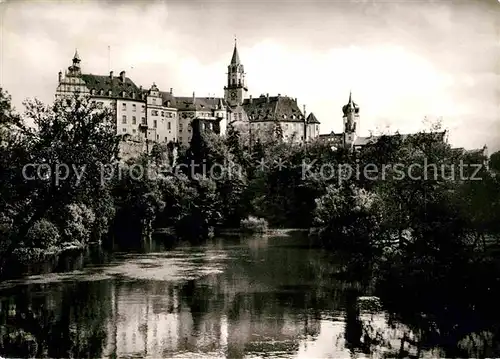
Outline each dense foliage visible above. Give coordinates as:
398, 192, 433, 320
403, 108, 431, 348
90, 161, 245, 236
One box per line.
1, 88, 500, 356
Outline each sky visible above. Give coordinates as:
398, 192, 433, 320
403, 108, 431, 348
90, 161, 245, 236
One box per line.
0, 0, 499, 151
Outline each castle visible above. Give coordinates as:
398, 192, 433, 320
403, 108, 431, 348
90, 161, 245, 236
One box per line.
58, 43, 477, 156
320, 92, 488, 162
55, 42, 322, 151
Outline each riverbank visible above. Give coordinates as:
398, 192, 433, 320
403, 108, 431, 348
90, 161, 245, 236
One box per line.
214, 227, 309, 237
0, 240, 99, 280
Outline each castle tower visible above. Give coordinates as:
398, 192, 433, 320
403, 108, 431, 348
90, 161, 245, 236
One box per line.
224, 39, 248, 107
67, 49, 82, 76
342, 91, 360, 149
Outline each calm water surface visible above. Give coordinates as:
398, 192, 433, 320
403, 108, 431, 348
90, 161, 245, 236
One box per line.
0, 234, 448, 358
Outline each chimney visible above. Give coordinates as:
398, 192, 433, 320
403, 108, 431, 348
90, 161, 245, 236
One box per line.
170, 88, 173, 95
192, 91, 196, 104
249, 95, 253, 104
266, 93, 269, 103
295, 98, 297, 103
120, 71, 125, 82
110, 71, 114, 79
58, 71, 62, 83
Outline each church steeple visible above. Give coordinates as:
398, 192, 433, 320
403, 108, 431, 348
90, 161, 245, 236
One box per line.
224, 38, 247, 107
231, 38, 240, 64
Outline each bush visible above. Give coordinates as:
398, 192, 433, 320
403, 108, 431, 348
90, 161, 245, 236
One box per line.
314, 184, 384, 251
24, 219, 60, 249
240, 216, 268, 233
61, 203, 96, 244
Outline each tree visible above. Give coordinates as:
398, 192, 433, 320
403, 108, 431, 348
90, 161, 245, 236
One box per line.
112, 155, 165, 242
6, 94, 120, 249
225, 123, 244, 164
272, 120, 283, 142
489, 150, 500, 173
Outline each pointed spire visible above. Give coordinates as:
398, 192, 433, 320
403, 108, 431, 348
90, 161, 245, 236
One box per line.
231, 37, 240, 64
347, 90, 355, 111
73, 48, 80, 62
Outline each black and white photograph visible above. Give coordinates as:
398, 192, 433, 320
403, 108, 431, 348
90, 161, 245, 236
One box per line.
0, 0, 499, 357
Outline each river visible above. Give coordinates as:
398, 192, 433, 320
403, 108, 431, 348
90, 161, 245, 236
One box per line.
0, 233, 484, 358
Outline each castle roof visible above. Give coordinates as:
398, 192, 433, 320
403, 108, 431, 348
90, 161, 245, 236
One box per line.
242, 95, 305, 123
451, 146, 488, 158
73, 49, 80, 62
342, 91, 360, 116
166, 95, 227, 111
80, 74, 143, 99
306, 112, 320, 124
159, 91, 177, 107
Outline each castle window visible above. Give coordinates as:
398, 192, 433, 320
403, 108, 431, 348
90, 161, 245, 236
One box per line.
152, 110, 158, 116
167, 100, 171, 107
132, 116, 136, 124
122, 115, 127, 124
161, 111, 164, 117
132, 104, 136, 112
179, 124, 183, 131
100, 89, 104, 95
153, 120, 157, 128
122, 128, 126, 132
141, 117, 146, 125
108, 90, 112, 96
141, 105, 145, 113
133, 129, 137, 133
238, 79, 241, 86
239, 113, 242, 121
157, 134, 159, 140
91, 89, 95, 95
122, 103, 126, 111
168, 122, 171, 130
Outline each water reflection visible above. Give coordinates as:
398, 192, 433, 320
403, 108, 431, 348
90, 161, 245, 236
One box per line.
0, 234, 494, 358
